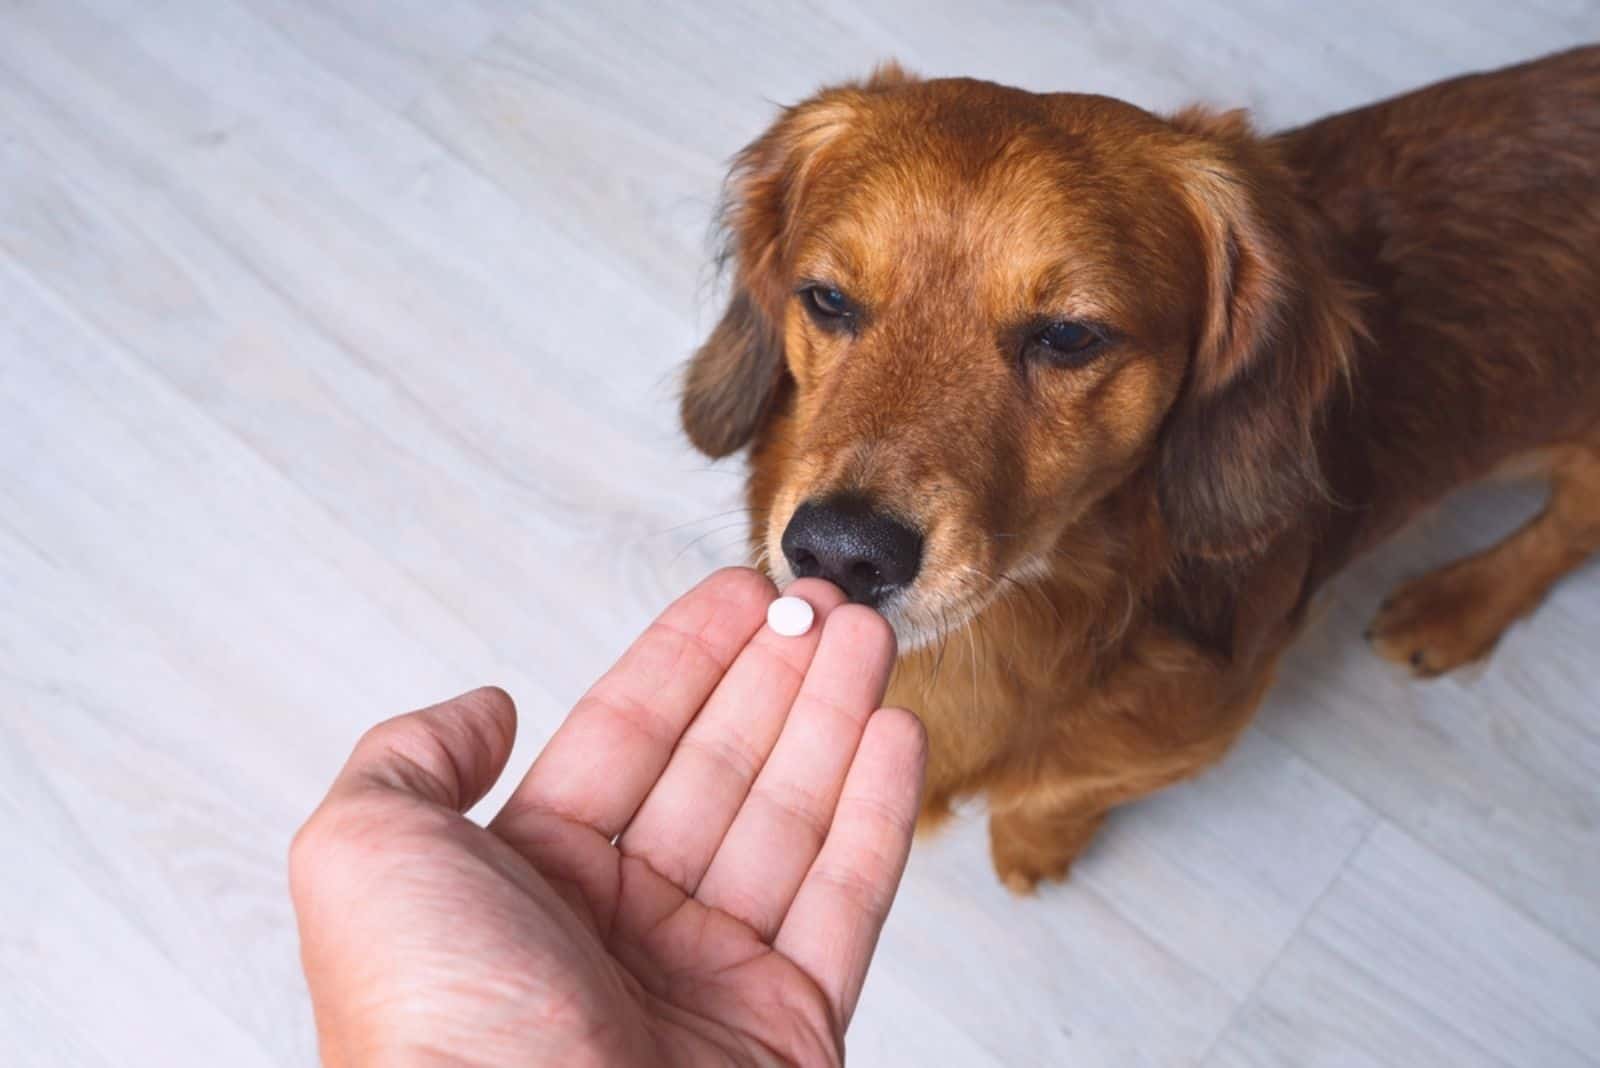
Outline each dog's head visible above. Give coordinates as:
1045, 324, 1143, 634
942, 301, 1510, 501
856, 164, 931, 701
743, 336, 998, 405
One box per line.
683, 69, 1357, 648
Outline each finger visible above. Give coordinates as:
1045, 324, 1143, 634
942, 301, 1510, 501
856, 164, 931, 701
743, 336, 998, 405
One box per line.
774, 707, 926, 1028
324, 686, 518, 812
618, 578, 848, 891
493, 567, 775, 839
695, 605, 896, 940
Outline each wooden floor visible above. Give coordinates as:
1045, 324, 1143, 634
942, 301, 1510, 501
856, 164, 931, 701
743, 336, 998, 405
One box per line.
3, 2, 1599, 1065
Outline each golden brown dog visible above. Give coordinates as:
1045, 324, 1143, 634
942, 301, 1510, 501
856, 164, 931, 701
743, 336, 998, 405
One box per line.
680, 47, 1600, 891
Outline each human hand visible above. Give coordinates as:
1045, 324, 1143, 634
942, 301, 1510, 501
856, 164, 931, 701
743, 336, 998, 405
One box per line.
289, 569, 926, 1067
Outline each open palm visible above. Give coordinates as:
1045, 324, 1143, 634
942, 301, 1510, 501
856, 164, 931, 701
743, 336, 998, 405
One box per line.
290, 569, 926, 1067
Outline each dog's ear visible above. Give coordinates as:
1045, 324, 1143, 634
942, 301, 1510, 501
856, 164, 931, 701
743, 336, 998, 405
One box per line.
1157, 108, 1363, 558
681, 284, 785, 458
682, 65, 915, 458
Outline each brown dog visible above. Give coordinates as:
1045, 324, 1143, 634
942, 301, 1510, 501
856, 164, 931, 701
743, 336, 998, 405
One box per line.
680, 47, 1600, 892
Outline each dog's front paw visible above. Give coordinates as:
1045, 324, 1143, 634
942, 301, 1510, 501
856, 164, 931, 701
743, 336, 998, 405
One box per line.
992, 849, 1074, 896
1366, 560, 1512, 677
988, 808, 1103, 895
914, 790, 956, 838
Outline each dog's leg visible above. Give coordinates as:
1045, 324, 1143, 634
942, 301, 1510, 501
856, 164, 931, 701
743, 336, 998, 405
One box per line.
983, 632, 1277, 894
1369, 442, 1600, 677
988, 789, 1109, 894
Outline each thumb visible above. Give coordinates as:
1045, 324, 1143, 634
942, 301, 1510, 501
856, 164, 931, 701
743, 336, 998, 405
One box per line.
327, 686, 518, 813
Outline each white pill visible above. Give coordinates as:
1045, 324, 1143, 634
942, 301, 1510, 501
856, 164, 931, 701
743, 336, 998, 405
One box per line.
766, 595, 815, 637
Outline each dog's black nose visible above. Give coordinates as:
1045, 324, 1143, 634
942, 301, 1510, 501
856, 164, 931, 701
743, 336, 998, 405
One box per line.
780, 495, 923, 607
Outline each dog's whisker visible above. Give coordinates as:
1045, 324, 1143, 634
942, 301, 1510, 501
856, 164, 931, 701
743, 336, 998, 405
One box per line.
651, 507, 757, 536
931, 601, 953, 690
707, 531, 759, 559
669, 521, 753, 565
1001, 573, 1063, 632
964, 617, 980, 716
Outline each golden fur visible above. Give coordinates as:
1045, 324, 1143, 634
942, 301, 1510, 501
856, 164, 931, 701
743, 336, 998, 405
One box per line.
681, 49, 1600, 890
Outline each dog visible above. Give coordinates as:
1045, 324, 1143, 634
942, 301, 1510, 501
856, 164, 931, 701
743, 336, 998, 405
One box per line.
679, 47, 1600, 892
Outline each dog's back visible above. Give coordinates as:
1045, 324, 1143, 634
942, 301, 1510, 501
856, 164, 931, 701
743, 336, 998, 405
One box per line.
1283, 46, 1600, 567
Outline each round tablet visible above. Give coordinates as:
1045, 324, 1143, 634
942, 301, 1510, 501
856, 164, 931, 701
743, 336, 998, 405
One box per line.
766, 595, 815, 637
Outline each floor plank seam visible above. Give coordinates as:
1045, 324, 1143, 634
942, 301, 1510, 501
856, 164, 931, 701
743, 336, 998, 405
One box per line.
0, 242, 501, 686
1255, 710, 1600, 973
1193, 815, 1380, 1066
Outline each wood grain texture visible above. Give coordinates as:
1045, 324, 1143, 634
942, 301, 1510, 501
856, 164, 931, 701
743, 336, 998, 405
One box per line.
2, 2, 1598, 1065
1204, 824, 1600, 1068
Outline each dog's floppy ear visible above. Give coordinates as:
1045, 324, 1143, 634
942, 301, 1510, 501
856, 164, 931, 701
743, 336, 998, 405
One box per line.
682, 65, 914, 458
1157, 108, 1363, 558
681, 284, 785, 459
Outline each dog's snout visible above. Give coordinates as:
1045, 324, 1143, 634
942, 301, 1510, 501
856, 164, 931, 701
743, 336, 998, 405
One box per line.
780, 494, 923, 607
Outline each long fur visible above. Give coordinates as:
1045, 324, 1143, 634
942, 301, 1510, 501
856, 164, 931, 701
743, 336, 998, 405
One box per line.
680, 47, 1600, 890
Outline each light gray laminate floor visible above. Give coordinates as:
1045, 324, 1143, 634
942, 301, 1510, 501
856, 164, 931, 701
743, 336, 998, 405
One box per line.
3, 2, 1599, 1065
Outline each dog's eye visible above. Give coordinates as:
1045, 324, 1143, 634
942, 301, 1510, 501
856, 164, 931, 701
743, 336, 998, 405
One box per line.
800, 284, 855, 330
809, 286, 849, 316
1027, 320, 1107, 367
